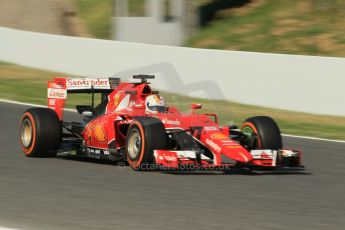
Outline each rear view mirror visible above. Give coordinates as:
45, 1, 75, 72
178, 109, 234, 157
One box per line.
76, 105, 93, 114
82, 111, 93, 117
191, 104, 202, 110
82, 111, 93, 122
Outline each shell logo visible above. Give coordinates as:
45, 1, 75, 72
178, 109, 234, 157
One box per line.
93, 124, 107, 142
114, 92, 121, 107
153, 95, 161, 103
210, 133, 228, 140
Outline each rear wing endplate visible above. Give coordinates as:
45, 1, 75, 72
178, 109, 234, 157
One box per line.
47, 77, 120, 120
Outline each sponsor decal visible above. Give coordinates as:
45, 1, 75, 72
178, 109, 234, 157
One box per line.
260, 152, 272, 159
280, 150, 297, 157
226, 145, 242, 149
115, 94, 131, 111
250, 150, 277, 159
204, 126, 218, 131
86, 147, 110, 156
67, 78, 110, 90
48, 98, 56, 107
134, 103, 143, 108
113, 92, 121, 107
210, 133, 228, 140
51, 82, 64, 89
162, 118, 181, 126
158, 156, 164, 160
221, 140, 238, 146
175, 151, 210, 160
86, 148, 102, 154
205, 139, 222, 153
153, 95, 161, 103
176, 151, 196, 159
163, 155, 178, 162
47, 88, 67, 99
155, 151, 178, 162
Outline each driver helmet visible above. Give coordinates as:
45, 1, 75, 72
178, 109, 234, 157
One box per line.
145, 95, 166, 114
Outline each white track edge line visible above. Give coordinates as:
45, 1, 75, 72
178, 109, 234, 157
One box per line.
0, 227, 20, 230
1, 98, 344, 143
0, 99, 76, 112
281, 134, 345, 143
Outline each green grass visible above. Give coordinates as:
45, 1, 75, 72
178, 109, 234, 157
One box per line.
0, 63, 99, 107
0, 62, 344, 140
74, 0, 214, 39
75, 0, 113, 39
188, 0, 345, 57
74, 0, 345, 57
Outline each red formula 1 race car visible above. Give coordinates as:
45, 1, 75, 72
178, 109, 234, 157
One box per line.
19, 75, 303, 171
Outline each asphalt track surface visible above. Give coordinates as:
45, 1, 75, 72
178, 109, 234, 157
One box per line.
0, 101, 344, 230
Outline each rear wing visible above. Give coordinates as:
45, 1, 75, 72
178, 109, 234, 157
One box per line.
48, 77, 120, 120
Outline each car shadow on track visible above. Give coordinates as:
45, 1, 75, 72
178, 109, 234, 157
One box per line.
163, 168, 311, 176
56, 156, 311, 176
56, 155, 123, 166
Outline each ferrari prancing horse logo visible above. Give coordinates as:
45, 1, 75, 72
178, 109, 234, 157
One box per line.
87, 123, 107, 143
94, 124, 107, 142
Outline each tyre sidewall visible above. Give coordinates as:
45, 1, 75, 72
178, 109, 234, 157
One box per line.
20, 108, 61, 157
126, 117, 168, 170
242, 116, 282, 150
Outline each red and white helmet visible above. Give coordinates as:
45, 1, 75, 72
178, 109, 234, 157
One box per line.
145, 95, 166, 114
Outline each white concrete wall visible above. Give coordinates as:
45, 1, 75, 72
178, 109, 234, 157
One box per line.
0, 27, 344, 116
114, 0, 185, 46
114, 17, 183, 46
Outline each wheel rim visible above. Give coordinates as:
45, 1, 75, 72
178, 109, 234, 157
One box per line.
127, 129, 142, 160
242, 126, 255, 137
21, 118, 33, 148
242, 125, 259, 149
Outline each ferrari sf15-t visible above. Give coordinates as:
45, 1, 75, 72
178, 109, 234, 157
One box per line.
19, 75, 303, 171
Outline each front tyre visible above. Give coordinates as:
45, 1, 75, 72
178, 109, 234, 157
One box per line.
126, 117, 168, 171
20, 108, 62, 157
241, 116, 282, 150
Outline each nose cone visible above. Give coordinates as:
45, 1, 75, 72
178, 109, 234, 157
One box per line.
222, 147, 253, 163
202, 132, 253, 164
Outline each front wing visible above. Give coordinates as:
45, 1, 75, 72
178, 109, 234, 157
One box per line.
154, 149, 303, 171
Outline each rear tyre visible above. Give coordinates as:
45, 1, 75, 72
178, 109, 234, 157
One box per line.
126, 117, 168, 171
20, 108, 62, 157
241, 116, 282, 150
